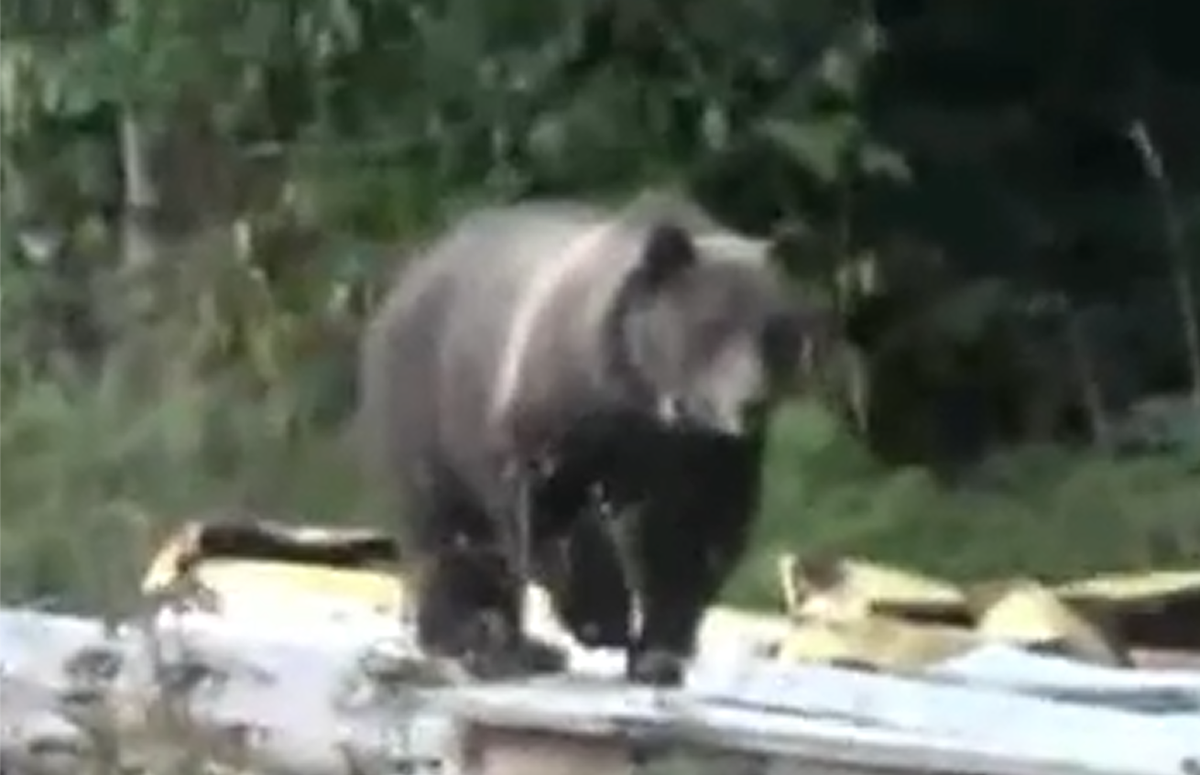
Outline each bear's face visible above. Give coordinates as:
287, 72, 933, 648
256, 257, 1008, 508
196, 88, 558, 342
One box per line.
615, 223, 819, 438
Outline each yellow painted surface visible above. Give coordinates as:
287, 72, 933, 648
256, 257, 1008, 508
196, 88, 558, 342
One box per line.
1055, 569, 1200, 608
141, 520, 409, 615
191, 558, 407, 611
773, 554, 1142, 668
777, 554, 968, 619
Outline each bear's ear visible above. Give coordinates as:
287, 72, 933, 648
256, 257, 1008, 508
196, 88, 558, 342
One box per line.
635, 222, 697, 290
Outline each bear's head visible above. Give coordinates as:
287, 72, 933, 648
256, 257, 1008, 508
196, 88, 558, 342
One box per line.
610, 219, 835, 439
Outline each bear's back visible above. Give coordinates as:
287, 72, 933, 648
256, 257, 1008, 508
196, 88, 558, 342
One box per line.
360, 202, 636, 497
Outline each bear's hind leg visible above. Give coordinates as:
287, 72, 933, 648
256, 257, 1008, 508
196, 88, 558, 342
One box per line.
415, 537, 569, 678
406, 476, 568, 678
396, 471, 516, 665
412, 538, 512, 657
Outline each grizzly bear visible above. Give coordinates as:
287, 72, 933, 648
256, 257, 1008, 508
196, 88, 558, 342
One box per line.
357, 193, 830, 685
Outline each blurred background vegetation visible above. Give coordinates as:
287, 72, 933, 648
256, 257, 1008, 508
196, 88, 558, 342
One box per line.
2, 0, 1199, 613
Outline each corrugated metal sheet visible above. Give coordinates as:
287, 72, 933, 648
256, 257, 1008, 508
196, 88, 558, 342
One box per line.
3, 602, 1199, 775
447, 640, 1200, 774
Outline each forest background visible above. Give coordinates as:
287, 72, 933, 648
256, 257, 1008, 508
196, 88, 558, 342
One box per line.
2, 0, 1198, 614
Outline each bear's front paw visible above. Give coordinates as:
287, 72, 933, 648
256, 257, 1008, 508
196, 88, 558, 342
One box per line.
625, 648, 685, 687
462, 634, 569, 681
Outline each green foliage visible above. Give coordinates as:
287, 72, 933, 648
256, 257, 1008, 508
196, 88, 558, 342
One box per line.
726, 404, 1200, 609
0, 356, 373, 613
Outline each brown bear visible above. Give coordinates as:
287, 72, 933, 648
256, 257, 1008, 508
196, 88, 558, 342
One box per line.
357, 192, 833, 685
